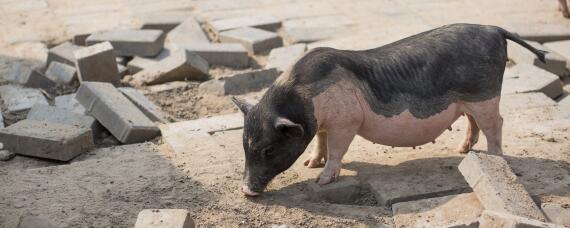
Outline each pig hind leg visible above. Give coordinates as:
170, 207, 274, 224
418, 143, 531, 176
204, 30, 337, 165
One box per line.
304, 130, 327, 168
455, 113, 480, 154
463, 97, 503, 155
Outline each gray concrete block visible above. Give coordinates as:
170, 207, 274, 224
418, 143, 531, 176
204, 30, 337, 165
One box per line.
199, 68, 279, 95
0, 84, 48, 113
479, 210, 563, 228
220, 27, 283, 54
207, 14, 281, 37
45, 61, 77, 84
132, 49, 209, 85
180, 43, 248, 67
544, 40, 570, 72
392, 193, 482, 228
0, 119, 94, 161
541, 203, 570, 226
75, 82, 160, 144
458, 152, 546, 221
266, 44, 307, 72
502, 64, 563, 99
117, 64, 128, 78
119, 87, 167, 123
47, 41, 81, 67
72, 33, 90, 46
74, 42, 120, 85
54, 93, 86, 114
21, 68, 56, 89
307, 176, 360, 204
18, 215, 61, 228
139, 11, 191, 33
27, 104, 102, 138
86, 29, 166, 57
507, 40, 569, 77
167, 17, 210, 49
127, 48, 172, 74
134, 209, 195, 228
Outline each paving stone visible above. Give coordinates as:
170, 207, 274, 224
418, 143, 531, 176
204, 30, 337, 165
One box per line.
307, 176, 360, 204
0, 84, 48, 113
20, 68, 56, 89
86, 29, 166, 57
219, 27, 283, 54
479, 210, 563, 228
266, 44, 306, 73
74, 42, 120, 85
160, 112, 243, 134
72, 33, 90, 46
0, 150, 15, 161
167, 17, 210, 49
199, 68, 279, 95
207, 14, 281, 38
18, 215, 61, 228
139, 11, 191, 33
134, 209, 194, 228
368, 156, 470, 206
45, 61, 77, 84
117, 64, 128, 78
127, 48, 172, 74
143, 81, 193, 94
47, 41, 81, 67
282, 15, 354, 44
541, 203, 570, 226
27, 104, 102, 138
132, 49, 209, 85
458, 152, 546, 221
392, 193, 482, 228
54, 94, 86, 114
544, 40, 570, 70
502, 64, 563, 99
180, 43, 248, 67
506, 22, 570, 43
507, 40, 569, 77
0, 119, 94, 161
75, 82, 160, 144
119, 87, 167, 123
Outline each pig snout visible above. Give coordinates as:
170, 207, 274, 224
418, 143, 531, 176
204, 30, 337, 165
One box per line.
241, 185, 261, 196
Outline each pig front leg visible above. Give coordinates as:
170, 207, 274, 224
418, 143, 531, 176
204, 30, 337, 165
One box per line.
316, 125, 359, 185
304, 130, 327, 168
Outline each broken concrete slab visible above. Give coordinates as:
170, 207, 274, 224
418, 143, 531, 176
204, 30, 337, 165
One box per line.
392, 193, 483, 228
167, 17, 210, 49
45, 61, 77, 84
199, 68, 279, 95
479, 210, 563, 228
72, 33, 90, 46
541, 203, 570, 226
507, 40, 569, 77
0, 119, 94, 161
266, 44, 306, 73
458, 152, 546, 221
119, 87, 167, 123
0, 84, 48, 113
139, 11, 191, 33
54, 93, 86, 114
27, 104, 102, 138
180, 43, 248, 68
134, 209, 195, 228
127, 48, 172, 74
368, 156, 470, 206
502, 64, 563, 99
47, 41, 81, 67
18, 215, 61, 228
75, 82, 160, 143
160, 112, 243, 135
219, 27, 283, 54
132, 49, 209, 85
74, 42, 120, 85
86, 29, 166, 57
207, 14, 281, 37
307, 176, 360, 204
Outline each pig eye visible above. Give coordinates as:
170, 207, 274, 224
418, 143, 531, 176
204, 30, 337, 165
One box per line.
261, 146, 275, 158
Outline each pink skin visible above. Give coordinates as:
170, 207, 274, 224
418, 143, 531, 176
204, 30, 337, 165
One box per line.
305, 79, 503, 185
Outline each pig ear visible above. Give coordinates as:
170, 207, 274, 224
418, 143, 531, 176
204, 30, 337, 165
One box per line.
274, 117, 304, 138
231, 97, 253, 114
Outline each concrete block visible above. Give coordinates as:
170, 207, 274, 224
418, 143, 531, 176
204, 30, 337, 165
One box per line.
134, 209, 194, 228
127, 48, 172, 74
199, 68, 279, 95
544, 40, 570, 71
74, 42, 120, 85
47, 41, 81, 67
367, 156, 470, 206
117, 64, 128, 78
0, 84, 48, 113
502, 64, 563, 99
21, 68, 56, 89
119, 87, 167, 123
54, 94, 86, 114
143, 81, 192, 94
45, 61, 77, 84
139, 11, 191, 33
541, 203, 570, 226
180, 43, 248, 67
506, 22, 570, 43
86, 29, 166, 57
458, 152, 546, 221
132, 49, 209, 85
27, 104, 102, 138
479, 210, 563, 228
18, 215, 61, 228
266, 44, 307, 73
392, 193, 482, 228
167, 17, 210, 49
507, 40, 569, 77
72, 33, 90, 46
0, 119, 94, 161
207, 14, 281, 37
75, 82, 160, 144
307, 176, 360, 204
220, 27, 283, 54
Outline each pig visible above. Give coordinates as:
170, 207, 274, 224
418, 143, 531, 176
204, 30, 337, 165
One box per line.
232, 23, 546, 196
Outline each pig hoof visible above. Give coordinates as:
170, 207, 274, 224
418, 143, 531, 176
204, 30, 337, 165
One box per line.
316, 175, 336, 185
304, 158, 324, 168
455, 147, 469, 154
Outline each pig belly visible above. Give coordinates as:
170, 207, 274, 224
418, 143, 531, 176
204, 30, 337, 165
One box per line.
357, 103, 463, 147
